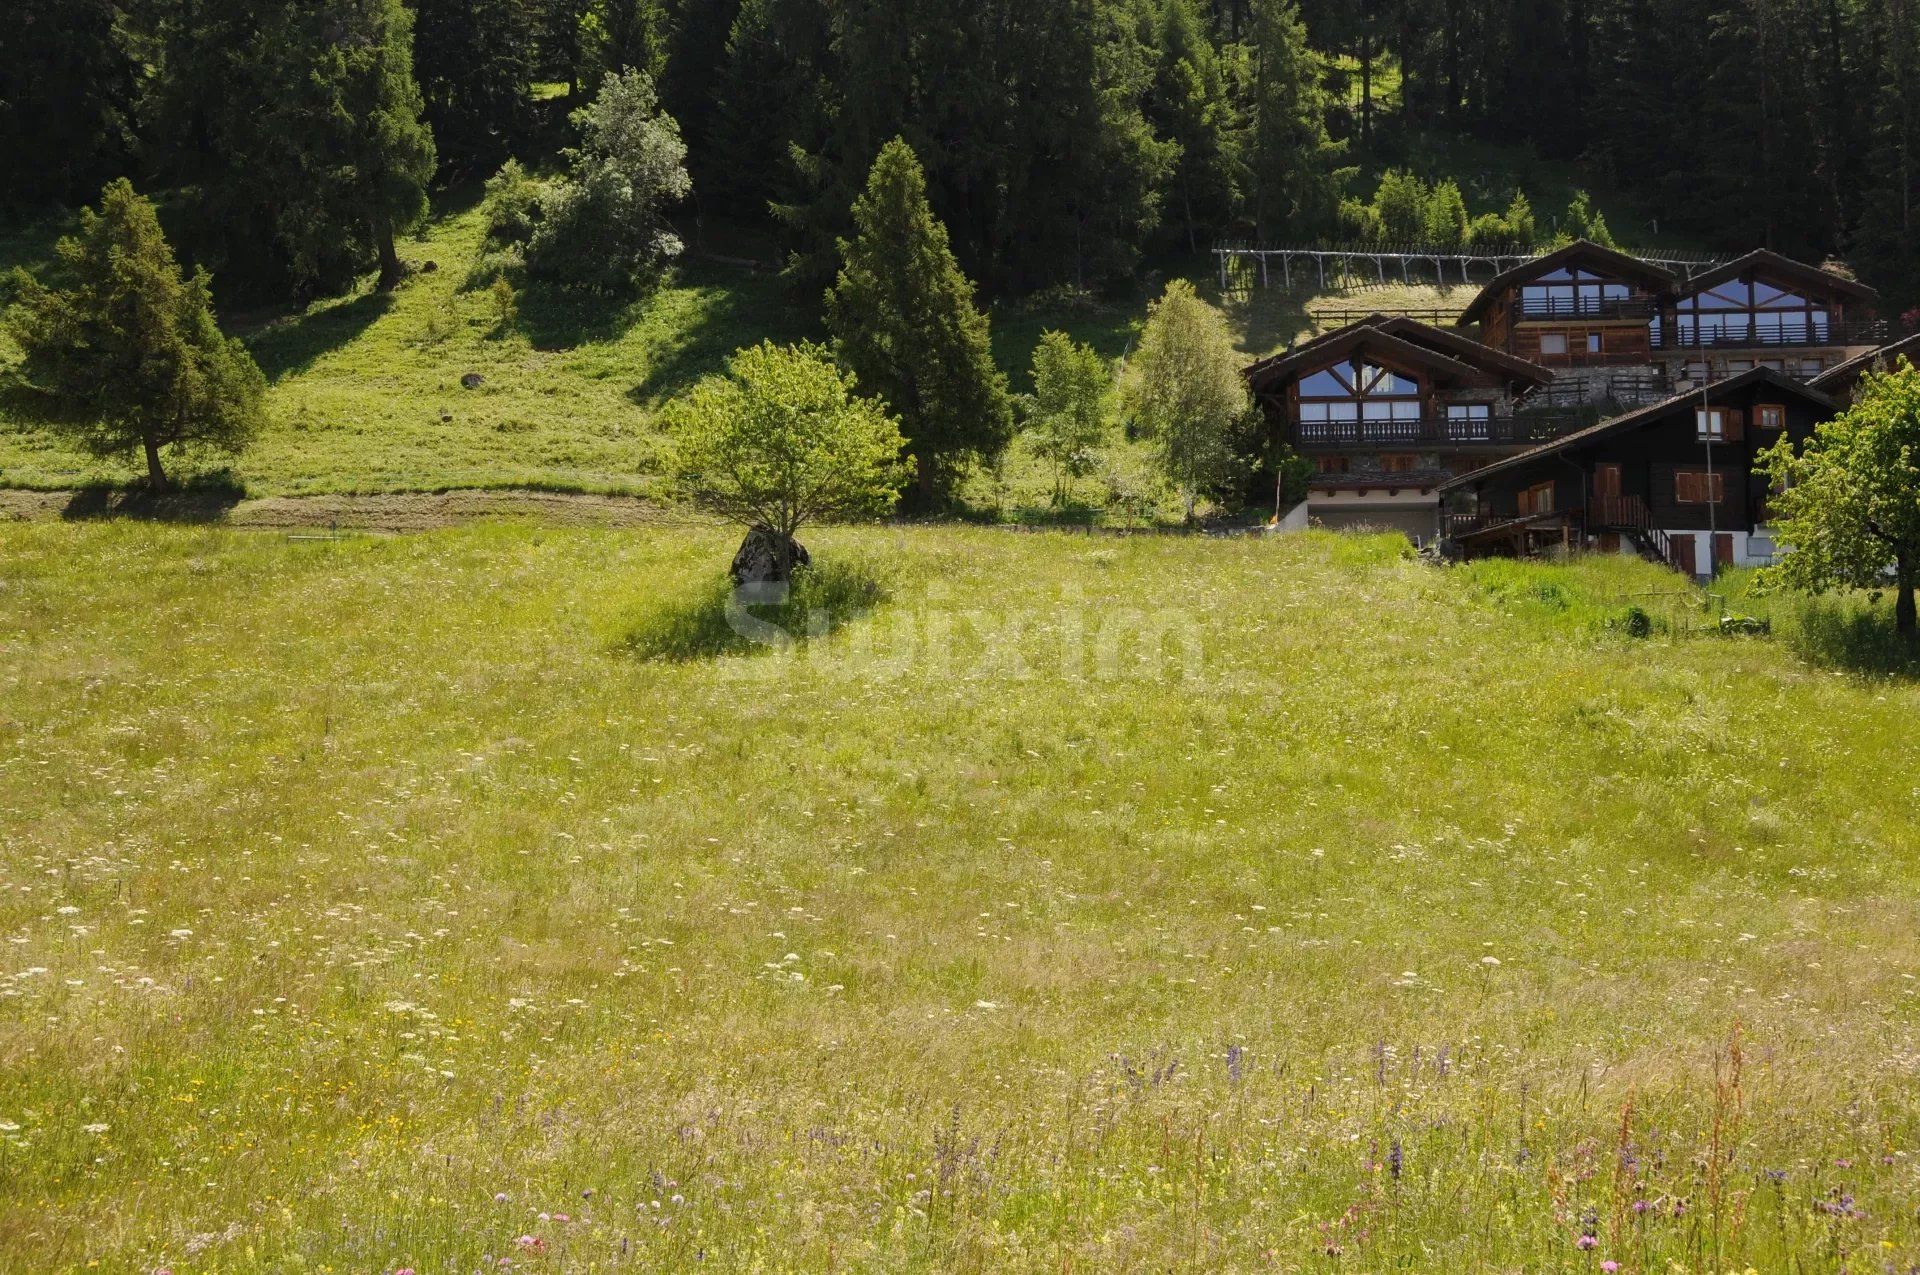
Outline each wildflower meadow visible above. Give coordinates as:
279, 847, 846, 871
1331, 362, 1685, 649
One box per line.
1, 522, 1917, 1271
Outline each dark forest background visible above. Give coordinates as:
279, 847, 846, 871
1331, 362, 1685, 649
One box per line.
4, 0, 1917, 308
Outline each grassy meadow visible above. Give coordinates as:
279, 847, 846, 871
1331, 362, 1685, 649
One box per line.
0, 195, 1473, 514
2, 521, 1918, 1271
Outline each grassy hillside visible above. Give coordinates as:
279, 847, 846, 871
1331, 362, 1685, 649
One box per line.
0, 196, 1467, 511
2, 523, 1918, 1270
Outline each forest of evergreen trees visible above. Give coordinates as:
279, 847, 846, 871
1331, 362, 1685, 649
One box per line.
4, 0, 1917, 307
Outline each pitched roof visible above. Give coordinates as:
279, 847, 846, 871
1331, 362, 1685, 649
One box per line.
1436, 367, 1836, 492
1808, 332, 1920, 395
1244, 315, 1552, 394
1677, 248, 1878, 306
1456, 240, 1680, 326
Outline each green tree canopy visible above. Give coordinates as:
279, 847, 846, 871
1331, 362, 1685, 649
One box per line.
3, 180, 266, 490
1762, 360, 1920, 637
664, 340, 909, 574
1122, 278, 1249, 523
1027, 331, 1112, 505
148, 0, 436, 297
527, 68, 692, 291
825, 138, 1013, 506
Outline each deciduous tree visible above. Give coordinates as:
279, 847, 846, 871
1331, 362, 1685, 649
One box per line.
664, 341, 909, 580
1762, 359, 1920, 637
1123, 279, 1249, 522
1027, 331, 1112, 504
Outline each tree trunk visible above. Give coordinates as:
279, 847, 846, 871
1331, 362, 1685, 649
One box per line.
1899, 559, 1917, 638
375, 213, 403, 292
143, 435, 169, 491
731, 526, 810, 587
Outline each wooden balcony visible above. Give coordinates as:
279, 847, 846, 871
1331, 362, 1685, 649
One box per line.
1516, 298, 1657, 321
1651, 318, 1887, 351
1292, 414, 1586, 449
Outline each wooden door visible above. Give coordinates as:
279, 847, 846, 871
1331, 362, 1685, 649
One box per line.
1594, 464, 1622, 499
1713, 533, 1735, 572
1668, 533, 1697, 575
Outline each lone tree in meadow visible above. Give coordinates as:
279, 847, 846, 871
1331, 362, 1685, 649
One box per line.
4, 180, 266, 491
1761, 358, 1920, 638
1123, 279, 1250, 523
664, 341, 910, 585
1026, 331, 1111, 505
825, 138, 1012, 507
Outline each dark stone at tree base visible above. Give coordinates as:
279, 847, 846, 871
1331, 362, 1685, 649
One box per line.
731, 525, 810, 585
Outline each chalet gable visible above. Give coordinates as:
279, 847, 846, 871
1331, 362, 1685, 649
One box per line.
1458, 240, 1678, 327
1245, 316, 1550, 396
1675, 249, 1877, 310
1809, 333, 1920, 400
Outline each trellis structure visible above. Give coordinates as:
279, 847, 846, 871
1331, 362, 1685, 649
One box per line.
1214, 242, 1729, 295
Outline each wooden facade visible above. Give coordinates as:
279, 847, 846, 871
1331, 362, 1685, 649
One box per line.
1458, 241, 1677, 369
1244, 315, 1560, 535
1436, 368, 1837, 575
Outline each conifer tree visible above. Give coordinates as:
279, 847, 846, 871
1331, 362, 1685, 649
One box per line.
3, 181, 266, 490
411, 0, 538, 175
1148, 0, 1241, 253
1240, 0, 1344, 241
825, 139, 1013, 506
0, 0, 138, 212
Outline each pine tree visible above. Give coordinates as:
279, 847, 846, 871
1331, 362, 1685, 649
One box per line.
1240, 0, 1344, 241
411, 0, 538, 175
0, 0, 138, 213
1855, 0, 1920, 307
707, 0, 833, 217
825, 140, 1013, 506
3, 180, 266, 490
148, 0, 436, 298
659, 0, 745, 195
1148, 0, 1241, 253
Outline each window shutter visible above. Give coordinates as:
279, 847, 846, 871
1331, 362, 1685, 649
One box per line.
1674, 471, 1695, 504
1724, 409, 1745, 442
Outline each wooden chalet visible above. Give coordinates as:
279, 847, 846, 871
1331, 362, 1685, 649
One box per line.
1437, 368, 1836, 576
1456, 240, 1676, 368
1807, 332, 1920, 404
1651, 249, 1883, 386
1244, 315, 1558, 539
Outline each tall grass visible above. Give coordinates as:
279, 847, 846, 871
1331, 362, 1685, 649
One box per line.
3, 524, 1919, 1271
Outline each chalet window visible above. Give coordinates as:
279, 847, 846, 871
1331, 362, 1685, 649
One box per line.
1380, 454, 1420, 474
1520, 269, 1632, 318
1446, 403, 1492, 441
1674, 470, 1726, 504
1674, 277, 1831, 347
1538, 333, 1569, 356
1517, 481, 1557, 516
1315, 456, 1350, 474
1296, 357, 1422, 438
1754, 403, 1787, 430
1587, 333, 1604, 354
1695, 408, 1743, 441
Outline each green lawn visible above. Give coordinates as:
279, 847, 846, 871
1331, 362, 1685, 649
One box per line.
2, 522, 1917, 1271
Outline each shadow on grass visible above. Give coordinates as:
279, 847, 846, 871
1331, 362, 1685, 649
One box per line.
1783, 598, 1920, 679
618, 556, 890, 663
245, 290, 396, 382
56, 470, 248, 523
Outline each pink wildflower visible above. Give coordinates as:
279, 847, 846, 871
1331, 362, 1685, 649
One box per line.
1576, 1235, 1598, 1250
1601, 1263, 1619, 1273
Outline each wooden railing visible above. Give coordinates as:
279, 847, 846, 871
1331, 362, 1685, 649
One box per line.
1517, 298, 1658, 321
1292, 415, 1586, 448
1651, 318, 1888, 350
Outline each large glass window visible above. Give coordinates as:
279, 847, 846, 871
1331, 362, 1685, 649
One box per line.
1296, 357, 1422, 438
1445, 403, 1491, 441
1519, 267, 1632, 318
1674, 277, 1830, 347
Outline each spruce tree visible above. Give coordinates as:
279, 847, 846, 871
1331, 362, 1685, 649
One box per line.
825, 139, 1013, 506
1149, 0, 1241, 254
0, 0, 138, 213
149, 0, 436, 298
411, 0, 538, 175
3, 181, 266, 490
1241, 0, 1344, 241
